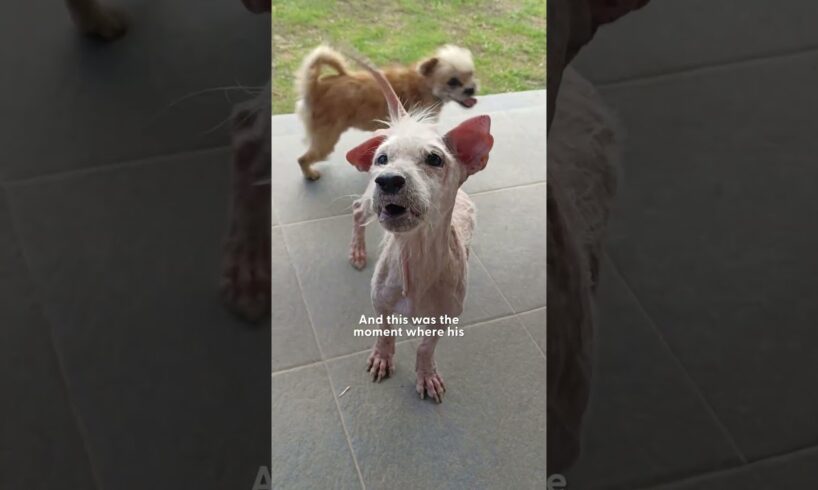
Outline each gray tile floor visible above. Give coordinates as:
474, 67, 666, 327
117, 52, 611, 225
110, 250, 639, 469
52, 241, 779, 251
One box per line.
270, 91, 548, 489
1, 2, 269, 488
565, 1, 818, 489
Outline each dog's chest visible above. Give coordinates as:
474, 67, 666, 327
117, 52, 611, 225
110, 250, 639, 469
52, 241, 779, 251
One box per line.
375, 273, 467, 319
371, 235, 469, 320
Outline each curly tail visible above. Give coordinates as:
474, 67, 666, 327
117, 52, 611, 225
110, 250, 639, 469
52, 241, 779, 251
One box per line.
295, 45, 348, 101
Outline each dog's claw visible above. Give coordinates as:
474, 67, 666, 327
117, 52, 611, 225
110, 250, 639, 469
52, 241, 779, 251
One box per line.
416, 371, 446, 403
366, 350, 394, 382
349, 245, 367, 270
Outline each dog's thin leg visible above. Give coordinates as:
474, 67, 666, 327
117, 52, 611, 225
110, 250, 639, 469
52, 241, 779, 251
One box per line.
65, 0, 128, 40
297, 126, 343, 181
366, 330, 396, 382
221, 97, 271, 322
349, 199, 370, 270
415, 336, 445, 403
297, 151, 321, 181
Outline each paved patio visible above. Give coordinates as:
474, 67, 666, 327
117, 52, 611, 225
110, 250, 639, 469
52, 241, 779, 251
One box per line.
0, 2, 269, 488
270, 91, 548, 489
564, 1, 818, 488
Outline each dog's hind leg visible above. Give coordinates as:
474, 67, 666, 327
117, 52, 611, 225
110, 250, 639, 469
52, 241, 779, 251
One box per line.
367, 332, 396, 382
297, 126, 344, 181
65, 0, 128, 40
415, 336, 446, 403
349, 199, 371, 270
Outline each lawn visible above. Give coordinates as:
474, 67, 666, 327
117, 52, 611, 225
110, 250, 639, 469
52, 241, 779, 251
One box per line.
272, 0, 546, 114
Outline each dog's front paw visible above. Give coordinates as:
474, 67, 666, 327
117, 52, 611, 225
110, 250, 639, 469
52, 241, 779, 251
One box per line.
416, 371, 446, 403
220, 235, 270, 323
366, 350, 395, 382
303, 169, 321, 181
75, 6, 128, 40
348, 242, 367, 270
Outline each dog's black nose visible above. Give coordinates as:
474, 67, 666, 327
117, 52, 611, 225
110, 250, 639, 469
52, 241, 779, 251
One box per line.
375, 173, 405, 194
463, 87, 475, 96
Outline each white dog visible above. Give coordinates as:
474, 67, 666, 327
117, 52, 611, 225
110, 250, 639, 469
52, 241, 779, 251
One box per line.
345, 56, 494, 403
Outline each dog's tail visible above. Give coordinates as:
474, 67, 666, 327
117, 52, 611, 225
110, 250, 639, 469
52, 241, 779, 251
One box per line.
295, 45, 348, 100
343, 50, 408, 122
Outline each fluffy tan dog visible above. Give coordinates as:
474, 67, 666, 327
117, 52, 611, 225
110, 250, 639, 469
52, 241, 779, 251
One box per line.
294, 45, 479, 180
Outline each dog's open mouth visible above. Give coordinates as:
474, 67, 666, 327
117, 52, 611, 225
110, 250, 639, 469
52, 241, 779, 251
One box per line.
457, 97, 477, 108
380, 204, 407, 220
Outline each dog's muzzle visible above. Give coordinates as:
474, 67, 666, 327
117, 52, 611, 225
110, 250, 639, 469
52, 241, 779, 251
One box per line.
457, 96, 477, 108
372, 173, 421, 231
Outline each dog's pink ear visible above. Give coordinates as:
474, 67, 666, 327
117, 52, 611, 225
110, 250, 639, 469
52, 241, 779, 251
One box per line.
445, 115, 494, 176
346, 135, 386, 172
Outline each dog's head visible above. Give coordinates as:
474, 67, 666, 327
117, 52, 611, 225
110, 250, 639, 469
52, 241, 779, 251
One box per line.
418, 45, 479, 109
345, 51, 492, 233
348, 114, 493, 233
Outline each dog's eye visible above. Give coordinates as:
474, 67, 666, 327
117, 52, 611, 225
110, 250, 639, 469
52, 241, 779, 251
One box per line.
376, 154, 388, 165
425, 153, 443, 167
447, 77, 462, 88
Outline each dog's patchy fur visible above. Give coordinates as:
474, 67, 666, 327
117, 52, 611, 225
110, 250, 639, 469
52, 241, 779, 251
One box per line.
295, 44, 478, 180
345, 56, 492, 403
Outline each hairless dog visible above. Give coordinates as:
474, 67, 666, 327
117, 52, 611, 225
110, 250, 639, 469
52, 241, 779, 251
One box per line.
346, 55, 493, 403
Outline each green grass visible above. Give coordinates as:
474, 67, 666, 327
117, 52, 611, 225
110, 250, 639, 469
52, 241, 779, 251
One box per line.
272, 0, 546, 114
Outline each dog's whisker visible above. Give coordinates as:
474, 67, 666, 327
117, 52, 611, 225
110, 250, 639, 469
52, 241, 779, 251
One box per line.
329, 194, 364, 210
163, 86, 265, 111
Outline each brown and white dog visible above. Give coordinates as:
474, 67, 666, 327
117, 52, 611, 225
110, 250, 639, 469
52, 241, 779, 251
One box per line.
294, 45, 479, 180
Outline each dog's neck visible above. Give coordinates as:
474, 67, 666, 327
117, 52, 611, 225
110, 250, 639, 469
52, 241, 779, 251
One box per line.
390, 204, 456, 298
